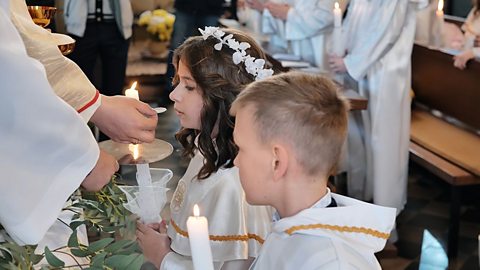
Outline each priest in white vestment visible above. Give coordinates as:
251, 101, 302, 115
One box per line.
9, 0, 158, 143
0, 1, 118, 247
329, 0, 427, 219
246, 0, 335, 69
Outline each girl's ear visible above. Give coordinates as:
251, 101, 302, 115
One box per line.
272, 144, 288, 182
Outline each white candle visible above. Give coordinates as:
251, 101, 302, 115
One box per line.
125, 81, 139, 100
187, 205, 214, 270
333, 2, 342, 28
332, 2, 344, 57
434, 0, 445, 48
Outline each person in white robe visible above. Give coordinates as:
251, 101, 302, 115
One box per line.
2, 1, 157, 266
9, 0, 158, 143
245, 0, 335, 69
328, 0, 428, 219
251, 192, 395, 269
136, 28, 273, 270
453, 2, 480, 69
0, 1, 118, 247
162, 149, 271, 270
230, 72, 396, 270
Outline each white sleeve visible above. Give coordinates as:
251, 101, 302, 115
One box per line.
344, 0, 408, 80
285, 0, 335, 40
9, 0, 99, 116
160, 252, 194, 270
0, 8, 99, 245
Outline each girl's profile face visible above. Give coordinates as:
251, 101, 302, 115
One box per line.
169, 60, 204, 130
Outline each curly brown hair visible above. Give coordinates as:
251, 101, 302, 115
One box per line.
172, 28, 269, 179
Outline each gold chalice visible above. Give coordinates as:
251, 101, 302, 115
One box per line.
27, 6, 57, 28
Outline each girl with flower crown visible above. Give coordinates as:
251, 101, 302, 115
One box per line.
136, 27, 273, 270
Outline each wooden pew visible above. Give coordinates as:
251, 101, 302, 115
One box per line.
410, 43, 480, 258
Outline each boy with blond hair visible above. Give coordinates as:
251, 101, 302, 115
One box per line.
230, 72, 396, 269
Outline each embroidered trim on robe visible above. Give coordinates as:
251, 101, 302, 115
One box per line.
171, 219, 265, 244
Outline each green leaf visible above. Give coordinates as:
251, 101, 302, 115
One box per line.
70, 248, 92, 257
30, 253, 44, 264
88, 238, 114, 253
105, 254, 143, 270
44, 247, 65, 267
126, 253, 144, 270
91, 252, 107, 267
104, 239, 134, 253
69, 220, 85, 231
67, 230, 79, 247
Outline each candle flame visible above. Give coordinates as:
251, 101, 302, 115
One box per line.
129, 144, 139, 160
335, 2, 339, 9
193, 204, 200, 217
437, 0, 443, 11
130, 81, 137, 90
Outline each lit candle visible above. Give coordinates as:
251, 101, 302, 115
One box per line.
333, 2, 342, 28
332, 2, 345, 57
187, 205, 214, 270
434, 0, 445, 48
125, 81, 139, 100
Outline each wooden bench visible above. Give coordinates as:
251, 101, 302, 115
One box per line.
411, 43, 480, 258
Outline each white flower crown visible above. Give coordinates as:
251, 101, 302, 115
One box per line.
198, 26, 274, 81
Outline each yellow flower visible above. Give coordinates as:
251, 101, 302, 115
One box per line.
138, 9, 175, 41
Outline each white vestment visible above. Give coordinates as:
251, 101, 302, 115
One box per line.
261, 0, 335, 69
9, 0, 100, 121
0, 3, 99, 247
342, 0, 426, 213
250, 193, 396, 270
163, 150, 272, 270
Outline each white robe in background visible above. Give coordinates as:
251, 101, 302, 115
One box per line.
0, 3, 99, 247
163, 150, 272, 270
261, 0, 335, 69
9, 0, 100, 121
250, 192, 396, 270
462, 8, 480, 57
342, 0, 426, 214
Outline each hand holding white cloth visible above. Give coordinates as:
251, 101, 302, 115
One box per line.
119, 169, 172, 224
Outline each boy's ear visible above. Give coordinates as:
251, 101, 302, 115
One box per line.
272, 144, 288, 182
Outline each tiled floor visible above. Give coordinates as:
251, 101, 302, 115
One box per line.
380, 164, 480, 270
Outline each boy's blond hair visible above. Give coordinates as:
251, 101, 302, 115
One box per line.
231, 72, 349, 177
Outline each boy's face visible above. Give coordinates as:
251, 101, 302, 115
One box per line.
233, 105, 273, 205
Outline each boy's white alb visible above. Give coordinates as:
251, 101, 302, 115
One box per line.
198, 26, 274, 81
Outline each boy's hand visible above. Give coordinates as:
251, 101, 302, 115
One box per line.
137, 221, 171, 268
453, 50, 475, 70
328, 54, 347, 73
246, 0, 265, 11
265, 2, 290, 20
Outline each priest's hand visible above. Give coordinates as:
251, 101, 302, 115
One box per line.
81, 150, 119, 191
90, 95, 158, 144
453, 50, 474, 70
265, 2, 290, 20
328, 54, 347, 73
245, 0, 265, 11
474, 35, 480, 47
137, 221, 171, 269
